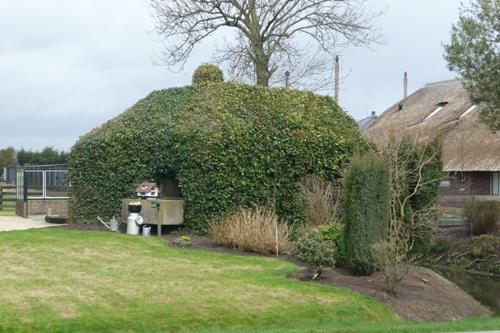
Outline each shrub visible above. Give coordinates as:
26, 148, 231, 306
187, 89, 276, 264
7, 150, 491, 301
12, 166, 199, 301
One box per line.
343, 154, 390, 275
192, 64, 224, 85
383, 137, 443, 256
372, 240, 411, 295
208, 207, 290, 254
293, 224, 342, 278
69, 66, 364, 232
463, 201, 500, 235
300, 176, 339, 228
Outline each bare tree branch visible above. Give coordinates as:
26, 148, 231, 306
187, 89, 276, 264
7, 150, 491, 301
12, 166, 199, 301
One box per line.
148, 0, 382, 89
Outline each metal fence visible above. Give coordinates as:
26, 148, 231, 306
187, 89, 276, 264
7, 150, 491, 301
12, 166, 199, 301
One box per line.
16, 165, 69, 200
1, 167, 16, 184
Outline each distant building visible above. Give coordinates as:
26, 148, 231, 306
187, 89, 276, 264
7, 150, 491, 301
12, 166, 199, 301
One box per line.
365, 79, 500, 197
357, 111, 378, 132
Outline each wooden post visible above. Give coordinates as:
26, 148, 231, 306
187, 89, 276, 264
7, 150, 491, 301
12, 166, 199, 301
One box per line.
334, 56, 340, 103
275, 223, 279, 257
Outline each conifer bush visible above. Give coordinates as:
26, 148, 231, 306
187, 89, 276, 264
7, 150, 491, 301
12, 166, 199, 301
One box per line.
343, 154, 390, 275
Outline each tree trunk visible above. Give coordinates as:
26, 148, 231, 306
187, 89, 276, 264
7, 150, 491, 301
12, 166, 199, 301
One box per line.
253, 42, 271, 86
248, 2, 270, 87
255, 60, 270, 86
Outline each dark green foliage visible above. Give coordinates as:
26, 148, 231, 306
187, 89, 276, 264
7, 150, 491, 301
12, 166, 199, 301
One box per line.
444, 0, 500, 131
69, 80, 363, 232
293, 224, 342, 277
17, 147, 68, 166
343, 154, 390, 275
0, 147, 16, 177
392, 137, 443, 255
192, 64, 224, 85
463, 201, 500, 235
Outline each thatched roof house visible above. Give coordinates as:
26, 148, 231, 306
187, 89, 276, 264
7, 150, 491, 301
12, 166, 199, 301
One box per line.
365, 79, 500, 197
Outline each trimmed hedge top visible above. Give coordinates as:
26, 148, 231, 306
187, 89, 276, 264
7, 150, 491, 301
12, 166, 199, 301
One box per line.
192, 64, 224, 85
69, 78, 364, 232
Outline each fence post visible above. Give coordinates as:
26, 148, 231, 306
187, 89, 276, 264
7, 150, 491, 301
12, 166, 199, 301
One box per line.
23, 174, 28, 218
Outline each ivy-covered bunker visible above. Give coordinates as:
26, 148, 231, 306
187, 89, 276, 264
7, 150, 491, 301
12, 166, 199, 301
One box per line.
69, 67, 364, 232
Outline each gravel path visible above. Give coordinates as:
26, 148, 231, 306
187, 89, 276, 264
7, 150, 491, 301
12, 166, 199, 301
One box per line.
0, 215, 61, 232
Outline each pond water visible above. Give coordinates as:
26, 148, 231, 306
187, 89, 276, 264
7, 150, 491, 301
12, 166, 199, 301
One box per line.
439, 270, 500, 315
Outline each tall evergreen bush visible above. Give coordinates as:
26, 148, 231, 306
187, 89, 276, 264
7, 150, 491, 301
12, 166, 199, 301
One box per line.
343, 154, 390, 275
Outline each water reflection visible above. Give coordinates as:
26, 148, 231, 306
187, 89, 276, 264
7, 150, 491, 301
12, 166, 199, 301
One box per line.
439, 270, 500, 315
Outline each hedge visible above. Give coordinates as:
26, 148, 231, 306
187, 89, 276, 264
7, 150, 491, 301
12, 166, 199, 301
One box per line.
69, 69, 364, 232
343, 153, 390, 275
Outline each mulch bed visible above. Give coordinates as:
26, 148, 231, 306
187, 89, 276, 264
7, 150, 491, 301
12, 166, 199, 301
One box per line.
163, 233, 492, 322
295, 266, 490, 322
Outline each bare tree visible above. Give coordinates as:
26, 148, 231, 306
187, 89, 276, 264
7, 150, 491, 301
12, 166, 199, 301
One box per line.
373, 137, 443, 295
147, 0, 380, 88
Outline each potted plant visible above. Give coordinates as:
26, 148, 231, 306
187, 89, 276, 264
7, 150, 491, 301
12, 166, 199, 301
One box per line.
173, 235, 193, 248
128, 201, 142, 213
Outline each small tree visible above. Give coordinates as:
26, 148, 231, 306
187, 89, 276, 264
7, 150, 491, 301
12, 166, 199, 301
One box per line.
0, 147, 16, 178
343, 153, 390, 275
374, 137, 443, 294
444, 0, 500, 131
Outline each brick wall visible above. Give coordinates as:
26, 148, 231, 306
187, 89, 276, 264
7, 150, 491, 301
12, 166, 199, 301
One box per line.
27, 199, 68, 216
440, 171, 491, 196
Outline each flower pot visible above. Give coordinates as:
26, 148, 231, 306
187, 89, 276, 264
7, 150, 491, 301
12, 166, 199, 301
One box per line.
128, 204, 142, 213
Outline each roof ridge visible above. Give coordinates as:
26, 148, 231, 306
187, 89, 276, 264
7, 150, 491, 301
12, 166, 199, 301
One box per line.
424, 79, 460, 87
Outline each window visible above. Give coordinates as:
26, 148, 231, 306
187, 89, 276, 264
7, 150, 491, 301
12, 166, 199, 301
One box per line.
45, 170, 69, 198
492, 172, 500, 196
460, 105, 477, 118
424, 102, 449, 121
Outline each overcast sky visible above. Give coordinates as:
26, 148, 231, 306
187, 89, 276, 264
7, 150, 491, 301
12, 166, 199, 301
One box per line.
0, 0, 464, 151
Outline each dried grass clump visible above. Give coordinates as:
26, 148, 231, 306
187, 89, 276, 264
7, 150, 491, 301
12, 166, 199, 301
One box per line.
298, 176, 339, 236
208, 207, 290, 254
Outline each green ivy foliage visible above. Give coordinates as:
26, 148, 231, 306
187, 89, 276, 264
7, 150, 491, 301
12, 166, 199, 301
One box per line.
192, 64, 224, 85
343, 153, 390, 275
69, 81, 363, 232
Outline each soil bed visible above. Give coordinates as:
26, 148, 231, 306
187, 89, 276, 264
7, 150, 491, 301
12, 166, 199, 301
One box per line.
295, 266, 490, 322
164, 233, 492, 322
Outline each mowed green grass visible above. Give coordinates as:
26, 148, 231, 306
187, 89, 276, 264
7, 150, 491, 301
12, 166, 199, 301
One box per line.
0, 229, 498, 333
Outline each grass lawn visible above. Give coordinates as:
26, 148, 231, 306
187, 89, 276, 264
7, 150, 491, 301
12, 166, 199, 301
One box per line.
0, 209, 15, 216
0, 229, 498, 333
0, 191, 15, 216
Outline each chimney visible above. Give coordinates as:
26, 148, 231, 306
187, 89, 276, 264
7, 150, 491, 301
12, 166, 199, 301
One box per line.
404, 71, 408, 99
371, 111, 376, 117
334, 56, 340, 103
285, 71, 290, 88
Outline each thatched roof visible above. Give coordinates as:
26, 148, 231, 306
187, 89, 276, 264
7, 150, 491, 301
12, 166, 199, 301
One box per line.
365, 79, 500, 172
357, 111, 378, 132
